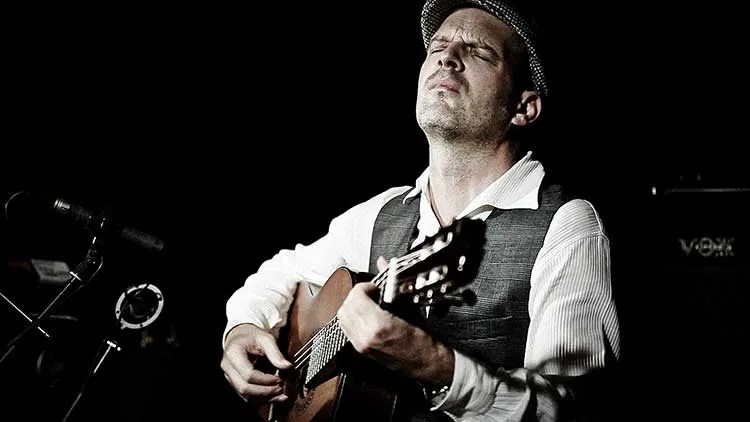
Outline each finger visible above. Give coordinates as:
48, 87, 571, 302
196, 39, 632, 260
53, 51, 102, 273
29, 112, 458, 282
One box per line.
338, 287, 376, 349
222, 345, 282, 385
255, 333, 293, 370
376, 256, 389, 272
269, 394, 289, 403
223, 372, 248, 402
224, 372, 259, 403
223, 364, 283, 400
351, 281, 379, 299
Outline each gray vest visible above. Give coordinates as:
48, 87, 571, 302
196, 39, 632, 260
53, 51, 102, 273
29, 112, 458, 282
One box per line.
369, 179, 565, 420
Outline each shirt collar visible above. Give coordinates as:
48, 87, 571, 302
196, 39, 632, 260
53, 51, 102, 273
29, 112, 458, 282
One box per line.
403, 151, 545, 213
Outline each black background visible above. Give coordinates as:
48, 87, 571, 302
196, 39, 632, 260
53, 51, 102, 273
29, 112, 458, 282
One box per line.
2, 1, 748, 421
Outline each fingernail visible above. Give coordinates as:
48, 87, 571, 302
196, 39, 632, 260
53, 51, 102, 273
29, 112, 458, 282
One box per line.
270, 394, 288, 403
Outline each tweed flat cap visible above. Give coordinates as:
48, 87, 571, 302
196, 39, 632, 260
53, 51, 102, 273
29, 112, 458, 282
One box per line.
421, 0, 548, 97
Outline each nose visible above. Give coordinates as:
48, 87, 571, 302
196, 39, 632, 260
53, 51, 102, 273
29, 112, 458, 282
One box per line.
437, 43, 465, 72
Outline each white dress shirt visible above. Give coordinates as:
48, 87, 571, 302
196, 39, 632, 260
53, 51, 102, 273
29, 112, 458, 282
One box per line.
224, 151, 621, 421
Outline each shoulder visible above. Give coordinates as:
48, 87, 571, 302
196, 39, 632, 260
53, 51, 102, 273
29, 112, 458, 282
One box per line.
330, 185, 414, 224
550, 198, 606, 237
351, 185, 413, 212
369, 185, 414, 205
537, 198, 609, 260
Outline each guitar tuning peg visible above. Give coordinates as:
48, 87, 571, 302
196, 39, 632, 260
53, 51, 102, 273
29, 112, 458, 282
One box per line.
457, 255, 466, 271
438, 282, 452, 294
433, 237, 446, 251
415, 274, 427, 290
427, 269, 442, 285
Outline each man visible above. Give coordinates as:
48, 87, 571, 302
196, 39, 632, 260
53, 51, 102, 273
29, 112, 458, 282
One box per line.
221, 1, 621, 420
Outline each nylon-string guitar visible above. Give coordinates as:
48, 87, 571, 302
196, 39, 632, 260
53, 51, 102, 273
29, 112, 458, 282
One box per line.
257, 217, 485, 422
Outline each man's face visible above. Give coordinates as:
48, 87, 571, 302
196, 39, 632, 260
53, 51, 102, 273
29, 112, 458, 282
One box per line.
416, 8, 524, 142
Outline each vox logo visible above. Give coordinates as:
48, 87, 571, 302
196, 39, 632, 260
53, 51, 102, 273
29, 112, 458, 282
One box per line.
679, 237, 735, 257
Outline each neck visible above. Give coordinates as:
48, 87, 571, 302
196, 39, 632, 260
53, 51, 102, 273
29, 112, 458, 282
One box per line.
427, 141, 519, 225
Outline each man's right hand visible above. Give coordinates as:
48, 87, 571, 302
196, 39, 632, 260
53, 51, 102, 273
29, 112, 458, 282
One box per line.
220, 323, 293, 403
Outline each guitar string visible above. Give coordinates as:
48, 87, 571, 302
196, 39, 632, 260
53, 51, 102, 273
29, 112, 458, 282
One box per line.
289, 245, 436, 371
291, 263, 397, 371
291, 249, 420, 366
291, 236, 449, 371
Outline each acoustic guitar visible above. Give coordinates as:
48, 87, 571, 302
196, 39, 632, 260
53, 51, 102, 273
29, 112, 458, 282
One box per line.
257, 217, 485, 422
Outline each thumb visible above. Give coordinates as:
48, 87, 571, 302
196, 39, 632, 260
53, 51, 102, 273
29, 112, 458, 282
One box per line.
256, 332, 293, 370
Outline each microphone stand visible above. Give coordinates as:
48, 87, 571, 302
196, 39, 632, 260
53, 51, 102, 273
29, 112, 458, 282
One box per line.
61, 337, 122, 422
1, 234, 105, 365
0, 290, 52, 364
62, 280, 167, 422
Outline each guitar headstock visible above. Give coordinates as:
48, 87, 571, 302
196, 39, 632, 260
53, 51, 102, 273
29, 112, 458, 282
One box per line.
378, 217, 485, 309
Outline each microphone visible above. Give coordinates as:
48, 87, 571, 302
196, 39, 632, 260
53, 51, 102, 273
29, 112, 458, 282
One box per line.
51, 197, 165, 254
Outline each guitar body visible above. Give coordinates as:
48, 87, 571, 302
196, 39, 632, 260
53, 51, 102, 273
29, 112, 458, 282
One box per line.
261, 268, 408, 422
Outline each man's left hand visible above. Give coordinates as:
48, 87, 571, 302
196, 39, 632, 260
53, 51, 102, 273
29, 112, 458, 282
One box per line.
336, 279, 454, 387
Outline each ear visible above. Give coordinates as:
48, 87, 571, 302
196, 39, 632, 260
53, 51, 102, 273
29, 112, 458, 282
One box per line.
510, 90, 542, 127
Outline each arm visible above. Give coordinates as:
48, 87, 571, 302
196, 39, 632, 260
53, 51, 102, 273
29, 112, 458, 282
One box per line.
220, 225, 350, 402
221, 186, 412, 401
441, 199, 621, 421
338, 200, 622, 421
222, 188, 410, 341
223, 233, 346, 342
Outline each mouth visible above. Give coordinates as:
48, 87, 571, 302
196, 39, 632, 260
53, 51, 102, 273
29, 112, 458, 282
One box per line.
431, 81, 460, 93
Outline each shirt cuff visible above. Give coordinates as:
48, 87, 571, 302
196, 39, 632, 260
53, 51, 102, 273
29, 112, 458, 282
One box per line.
429, 349, 487, 411
429, 349, 503, 416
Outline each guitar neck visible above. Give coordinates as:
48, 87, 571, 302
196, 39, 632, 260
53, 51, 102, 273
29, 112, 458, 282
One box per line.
301, 264, 403, 388
299, 218, 484, 388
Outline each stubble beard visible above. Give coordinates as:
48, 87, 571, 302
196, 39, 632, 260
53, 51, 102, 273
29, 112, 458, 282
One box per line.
417, 95, 511, 148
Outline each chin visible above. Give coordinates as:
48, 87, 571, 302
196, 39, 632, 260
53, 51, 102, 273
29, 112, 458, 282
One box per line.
418, 117, 463, 140
418, 100, 458, 124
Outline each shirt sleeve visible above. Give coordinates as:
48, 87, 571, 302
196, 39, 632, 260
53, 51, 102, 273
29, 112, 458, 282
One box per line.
223, 186, 412, 345
430, 199, 621, 421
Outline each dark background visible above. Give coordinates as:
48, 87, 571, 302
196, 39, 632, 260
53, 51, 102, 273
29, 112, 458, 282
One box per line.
2, 1, 748, 421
